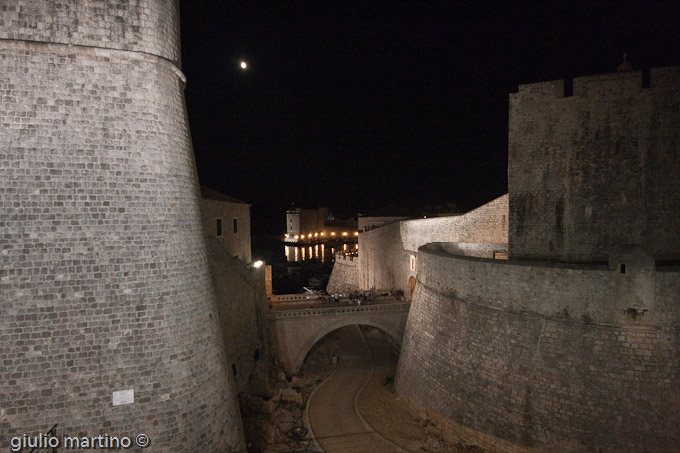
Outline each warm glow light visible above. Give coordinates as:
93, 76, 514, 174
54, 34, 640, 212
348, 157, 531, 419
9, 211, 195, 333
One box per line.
320, 232, 325, 236
284, 233, 289, 238
314, 233, 318, 237
301, 234, 305, 239
343, 244, 347, 250
355, 244, 358, 249
240, 61, 247, 69
354, 232, 359, 236
342, 232, 348, 236
331, 232, 336, 236
252, 260, 264, 268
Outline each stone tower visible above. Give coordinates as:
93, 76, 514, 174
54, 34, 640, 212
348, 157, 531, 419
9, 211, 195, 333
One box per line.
0, 1, 245, 451
508, 67, 680, 263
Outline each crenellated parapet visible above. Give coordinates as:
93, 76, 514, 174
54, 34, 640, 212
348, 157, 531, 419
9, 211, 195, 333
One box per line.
510, 66, 680, 101
509, 66, 680, 263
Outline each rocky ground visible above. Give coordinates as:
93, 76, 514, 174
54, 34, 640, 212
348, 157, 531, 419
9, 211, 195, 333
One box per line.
240, 327, 490, 452
239, 340, 336, 452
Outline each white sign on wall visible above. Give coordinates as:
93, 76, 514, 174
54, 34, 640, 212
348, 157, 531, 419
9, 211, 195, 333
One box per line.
112, 389, 135, 406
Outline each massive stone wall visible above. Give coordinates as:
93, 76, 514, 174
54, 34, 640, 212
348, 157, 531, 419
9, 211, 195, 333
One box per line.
207, 239, 267, 393
358, 194, 508, 293
0, 0, 181, 64
0, 2, 245, 451
358, 220, 411, 293
509, 67, 680, 262
396, 244, 680, 452
326, 252, 359, 293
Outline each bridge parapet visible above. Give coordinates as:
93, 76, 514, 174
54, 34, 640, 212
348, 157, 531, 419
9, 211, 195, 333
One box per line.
267, 301, 409, 320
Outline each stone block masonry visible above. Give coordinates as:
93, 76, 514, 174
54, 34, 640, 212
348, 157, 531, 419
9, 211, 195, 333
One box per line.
396, 244, 680, 452
0, 1, 245, 451
207, 238, 268, 394
358, 194, 508, 294
509, 67, 680, 262
326, 252, 359, 293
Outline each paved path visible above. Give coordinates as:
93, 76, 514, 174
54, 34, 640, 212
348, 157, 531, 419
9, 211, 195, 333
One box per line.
307, 326, 404, 452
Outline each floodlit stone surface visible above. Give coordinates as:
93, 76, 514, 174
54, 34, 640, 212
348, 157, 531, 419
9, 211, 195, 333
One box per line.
509, 68, 680, 262
0, 1, 245, 450
397, 68, 680, 452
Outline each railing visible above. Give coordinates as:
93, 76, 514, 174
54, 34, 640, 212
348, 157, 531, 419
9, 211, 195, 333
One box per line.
29, 424, 59, 452
270, 293, 320, 303
334, 250, 358, 261
267, 301, 410, 320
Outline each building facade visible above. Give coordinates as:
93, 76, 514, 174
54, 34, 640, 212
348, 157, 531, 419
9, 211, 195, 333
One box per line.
201, 186, 252, 263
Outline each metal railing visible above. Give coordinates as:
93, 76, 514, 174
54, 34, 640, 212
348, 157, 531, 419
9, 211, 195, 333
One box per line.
28, 424, 59, 453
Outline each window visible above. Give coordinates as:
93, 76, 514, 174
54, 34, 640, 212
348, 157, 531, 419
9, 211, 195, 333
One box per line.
233, 218, 238, 234
231, 363, 238, 377
409, 255, 416, 271
216, 218, 222, 237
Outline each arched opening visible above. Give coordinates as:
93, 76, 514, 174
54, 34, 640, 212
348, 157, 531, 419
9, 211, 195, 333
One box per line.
292, 318, 403, 374
408, 276, 417, 301
299, 324, 401, 378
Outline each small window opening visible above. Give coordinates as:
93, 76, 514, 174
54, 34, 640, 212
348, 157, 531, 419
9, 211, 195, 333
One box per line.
233, 218, 238, 234
231, 363, 238, 377
564, 78, 573, 97
216, 218, 222, 237
620, 264, 626, 274
254, 348, 260, 363
641, 68, 650, 88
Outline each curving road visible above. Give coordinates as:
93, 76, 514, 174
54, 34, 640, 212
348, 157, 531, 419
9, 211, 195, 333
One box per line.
307, 326, 404, 452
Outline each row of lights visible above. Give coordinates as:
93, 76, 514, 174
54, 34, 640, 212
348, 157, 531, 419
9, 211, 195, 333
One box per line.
284, 231, 359, 240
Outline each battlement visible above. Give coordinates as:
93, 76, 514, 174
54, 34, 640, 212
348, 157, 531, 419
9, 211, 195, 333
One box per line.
0, 0, 181, 65
511, 65, 680, 101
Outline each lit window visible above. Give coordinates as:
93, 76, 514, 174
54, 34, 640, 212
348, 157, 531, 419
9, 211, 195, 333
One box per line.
410, 255, 416, 271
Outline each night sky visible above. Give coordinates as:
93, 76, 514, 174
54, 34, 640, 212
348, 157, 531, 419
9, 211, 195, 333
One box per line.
179, 2, 679, 233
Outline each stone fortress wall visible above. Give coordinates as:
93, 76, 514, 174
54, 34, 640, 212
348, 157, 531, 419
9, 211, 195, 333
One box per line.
398, 245, 679, 451
206, 239, 268, 394
396, 67, 680, 452
357, 194, 508, 295
509, 67, 680, 262
326, 252, 359, 294
0, 1, 245, 451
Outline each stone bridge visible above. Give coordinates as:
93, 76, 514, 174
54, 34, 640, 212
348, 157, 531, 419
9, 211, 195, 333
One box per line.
267, 301, 410, 374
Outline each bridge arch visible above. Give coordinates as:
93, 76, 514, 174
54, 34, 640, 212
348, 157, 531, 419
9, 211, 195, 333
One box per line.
267, 302, 410, 374
294, 319, 402, 373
